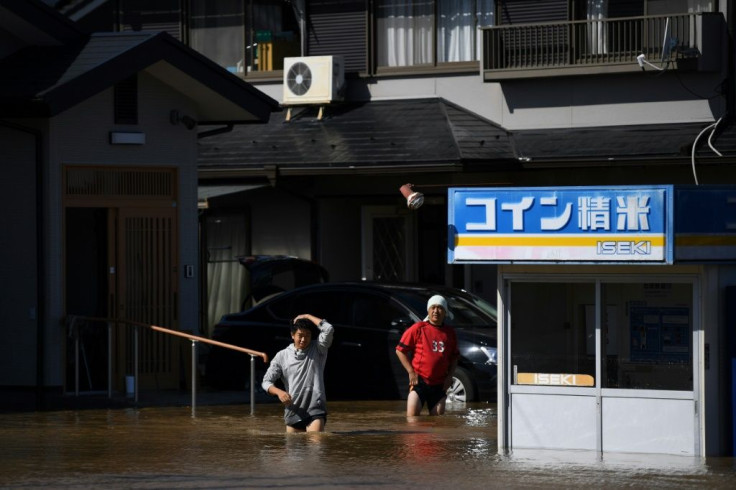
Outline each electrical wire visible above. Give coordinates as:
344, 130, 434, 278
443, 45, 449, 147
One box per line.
673, 70, 725, 101
707, 117, 723, 156
690, 117, 723, 185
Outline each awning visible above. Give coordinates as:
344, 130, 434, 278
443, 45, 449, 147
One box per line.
197, 184, 266, 208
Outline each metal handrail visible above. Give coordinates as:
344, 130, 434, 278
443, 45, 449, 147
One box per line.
66, 315, 268, 416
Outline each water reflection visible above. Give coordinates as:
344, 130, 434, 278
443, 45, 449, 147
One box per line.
0, 400, 734, 488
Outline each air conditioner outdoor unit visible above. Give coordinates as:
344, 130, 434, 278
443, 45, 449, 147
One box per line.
282, 55, 345, 105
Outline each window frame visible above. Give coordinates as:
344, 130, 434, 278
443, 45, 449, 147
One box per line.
373, 0, 493, 75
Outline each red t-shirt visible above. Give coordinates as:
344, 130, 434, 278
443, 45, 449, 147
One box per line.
396, 321, 459, 385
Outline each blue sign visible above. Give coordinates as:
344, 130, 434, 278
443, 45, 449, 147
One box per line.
448, 186, 673, 264
674, 186, 736, 262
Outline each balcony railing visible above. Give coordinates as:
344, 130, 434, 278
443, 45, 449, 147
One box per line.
481, 13, 719, 80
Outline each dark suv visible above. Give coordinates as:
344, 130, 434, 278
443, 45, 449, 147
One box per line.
205, 282, 497, 402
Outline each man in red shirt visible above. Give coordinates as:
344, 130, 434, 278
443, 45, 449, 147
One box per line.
396, 295, 459, 416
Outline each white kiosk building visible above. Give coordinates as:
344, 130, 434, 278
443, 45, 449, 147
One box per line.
449, 185, 736, 457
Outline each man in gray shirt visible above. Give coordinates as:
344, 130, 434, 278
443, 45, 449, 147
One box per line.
262, 313, 334, 432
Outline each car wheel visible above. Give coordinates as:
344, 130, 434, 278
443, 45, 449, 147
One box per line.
446, 366, 475, 403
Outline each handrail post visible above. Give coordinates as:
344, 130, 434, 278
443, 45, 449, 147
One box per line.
191, 339, 197, 417
107, 321, 113, 399
134, 324, 139, 403
250, 355, 256, 415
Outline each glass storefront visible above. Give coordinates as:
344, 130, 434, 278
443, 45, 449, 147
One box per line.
504, 274, 698, 455
601, 282, 693, 391
510, 282, 596, 385
510, 278, 693, 391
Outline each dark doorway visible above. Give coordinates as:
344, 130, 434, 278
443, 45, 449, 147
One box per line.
65, 207, 109, 392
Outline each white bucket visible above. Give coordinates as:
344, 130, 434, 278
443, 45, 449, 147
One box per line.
125, 375, 135, 397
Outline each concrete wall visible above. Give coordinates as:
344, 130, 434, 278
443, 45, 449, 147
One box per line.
254, 68, 724, 131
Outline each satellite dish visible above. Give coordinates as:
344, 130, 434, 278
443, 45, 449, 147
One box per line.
286, 61, 312, 96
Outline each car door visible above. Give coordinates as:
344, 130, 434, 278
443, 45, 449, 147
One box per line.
345, 291, 412, 399
276, 287, 407, 399
275, 289, 360, 397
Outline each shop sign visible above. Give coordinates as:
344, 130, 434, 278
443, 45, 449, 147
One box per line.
516, 372, 595, 386
448, 186, 673, 264
674, 186, 736, 262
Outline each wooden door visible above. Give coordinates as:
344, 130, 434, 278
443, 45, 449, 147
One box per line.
115, 207, 180, 390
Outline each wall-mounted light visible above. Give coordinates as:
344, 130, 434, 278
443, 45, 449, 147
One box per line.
170, 110, 197, 130
109, 131, 145, 145
399, 183, 424, 210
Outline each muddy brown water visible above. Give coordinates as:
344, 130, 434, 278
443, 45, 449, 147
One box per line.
1, 400, 735, 489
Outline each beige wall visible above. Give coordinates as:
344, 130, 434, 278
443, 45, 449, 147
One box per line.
37, 72, 202, 387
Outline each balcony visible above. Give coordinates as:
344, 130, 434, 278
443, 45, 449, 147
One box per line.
481, 13, 723, 81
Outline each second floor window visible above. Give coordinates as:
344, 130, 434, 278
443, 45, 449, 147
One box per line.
189, 0, 301, 75
376, 0, 495, 68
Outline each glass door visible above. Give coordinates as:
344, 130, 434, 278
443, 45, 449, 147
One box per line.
505, 275, 699, 455
599, 281, 697, 455
508, 280, 598, 451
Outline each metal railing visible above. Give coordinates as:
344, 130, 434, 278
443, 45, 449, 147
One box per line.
481, 13, 702, 74
66, 315, 268, 416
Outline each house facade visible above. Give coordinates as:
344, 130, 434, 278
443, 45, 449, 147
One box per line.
0, 0, 277, 409
49, 0, 736, 457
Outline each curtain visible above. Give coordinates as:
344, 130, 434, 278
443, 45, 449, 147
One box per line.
586, 0, 608, 56
437, 0, 495, 62
377, 0, 434, 66
205, 215, 248, 337
378, 0, 494, 66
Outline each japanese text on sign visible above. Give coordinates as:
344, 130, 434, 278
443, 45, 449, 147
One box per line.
448, 186, 672, 264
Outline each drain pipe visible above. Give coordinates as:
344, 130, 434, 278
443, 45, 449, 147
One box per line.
0, 120, 45, 409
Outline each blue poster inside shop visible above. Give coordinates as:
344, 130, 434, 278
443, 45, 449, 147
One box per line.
630, 307, 691, 362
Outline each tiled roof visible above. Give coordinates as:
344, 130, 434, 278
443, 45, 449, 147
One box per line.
197, 98, 517, 173
512, 123, 710, 163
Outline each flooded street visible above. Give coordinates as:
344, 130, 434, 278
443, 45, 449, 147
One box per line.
1, 400, 735, 489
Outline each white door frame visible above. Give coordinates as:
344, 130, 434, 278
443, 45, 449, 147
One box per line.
498, 271, 701, 456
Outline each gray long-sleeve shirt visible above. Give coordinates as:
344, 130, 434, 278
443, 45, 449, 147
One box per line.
261, 321, 334, 425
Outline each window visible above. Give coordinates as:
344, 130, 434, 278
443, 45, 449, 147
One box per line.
245, 0, 301, 73
376, 0, 495, 68
350, 294, 404, 329
114, 76, 137, 125
509, 279, 694, 391
510, 282, 596, 383
272, 291, 349, 324
190, 0, 246, 74
601, 282, 693, 391
189, 0, 301, 75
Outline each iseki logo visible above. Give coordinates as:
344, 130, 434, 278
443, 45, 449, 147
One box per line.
597, 240, 652, 255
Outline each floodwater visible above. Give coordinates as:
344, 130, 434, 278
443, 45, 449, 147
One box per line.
1, 400, 735, 489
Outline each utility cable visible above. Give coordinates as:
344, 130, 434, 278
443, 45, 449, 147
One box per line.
691, 117, 723, 185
